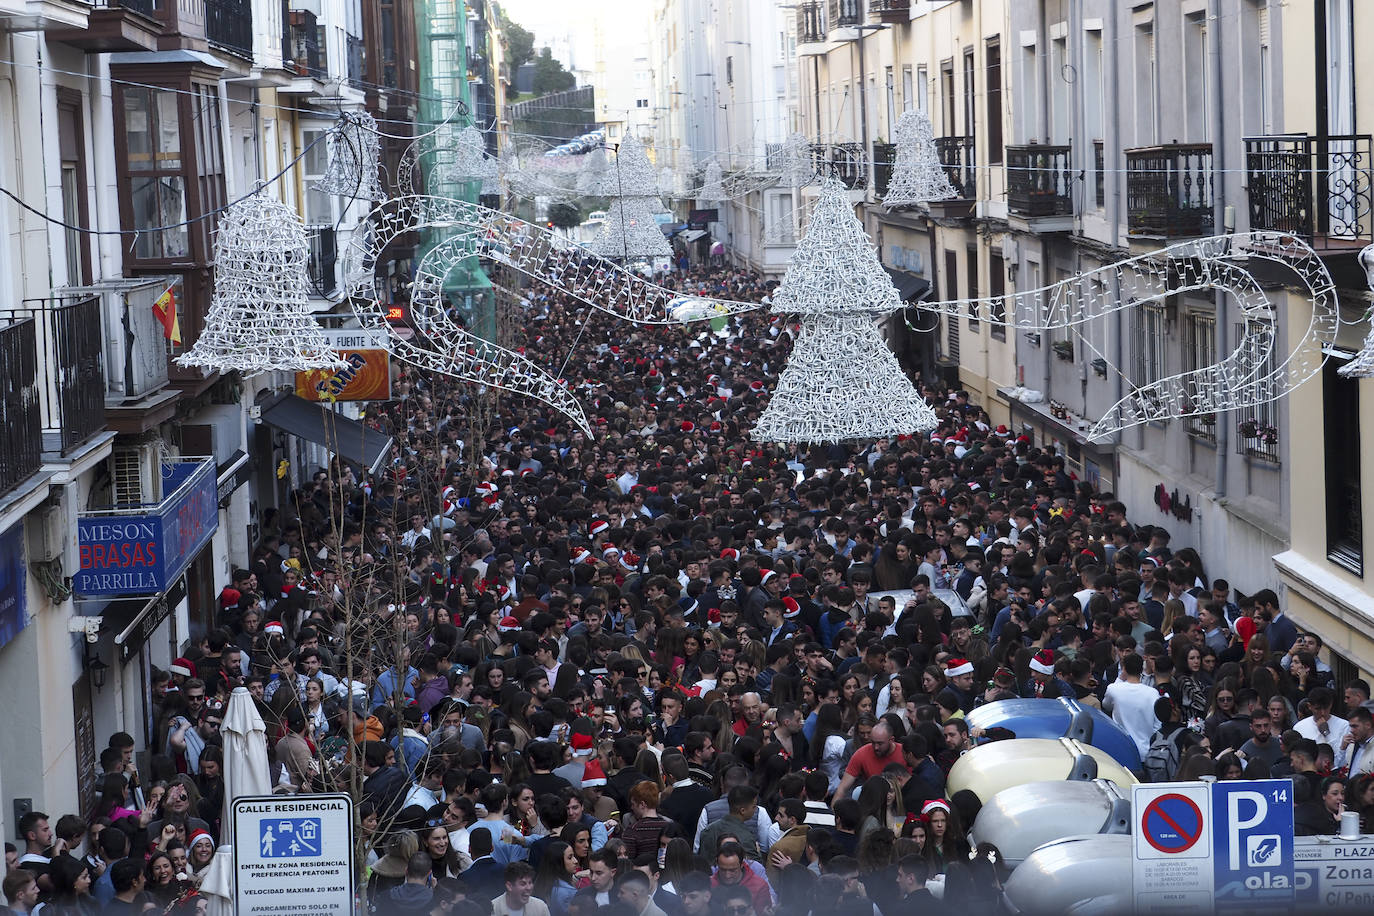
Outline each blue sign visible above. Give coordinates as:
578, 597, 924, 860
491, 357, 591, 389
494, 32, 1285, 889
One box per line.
1213, 779, 1295, 910
74, 461, 219, 596
258, 818, 322, 857
0, 524, 27, 650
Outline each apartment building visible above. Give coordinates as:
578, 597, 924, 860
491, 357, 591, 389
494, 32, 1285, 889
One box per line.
653, 0, 799, 274
0, 0, 414, 826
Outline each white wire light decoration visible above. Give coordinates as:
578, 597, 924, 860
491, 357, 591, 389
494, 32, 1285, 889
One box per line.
1336, 244, 1374, 378
589, 195, 673, 259
178, 195, 345, 376
780, 132, 817, 187
577, 148, 610, 196
314, 111, 383, 201
911, 232, 1339, 440
883, 109, 956, 208
695, 160, 728, 202
439, 125, 500, 185
589, 134, 661, 198
752, 179, 938, 443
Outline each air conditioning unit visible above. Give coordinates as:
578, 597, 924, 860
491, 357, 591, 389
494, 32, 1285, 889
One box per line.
65, 277, 174, 405
110, 442, 162, 508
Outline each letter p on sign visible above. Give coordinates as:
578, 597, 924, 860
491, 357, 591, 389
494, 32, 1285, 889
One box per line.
1226, 791, 1267, 871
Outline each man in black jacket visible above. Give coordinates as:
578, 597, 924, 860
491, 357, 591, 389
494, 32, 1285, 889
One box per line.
362, 740, 408, 822
659, 755, 713, 843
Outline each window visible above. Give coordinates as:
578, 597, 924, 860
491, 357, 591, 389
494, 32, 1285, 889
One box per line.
916, 65, 927, 113
989, 251, 1006, 340
1051, 35, 1068, 142
902, 65, 913, 113
1135, 23, 1157, 145
1235, 319, 1280, 464
885, 67, 895, 136
1184, 12, 1209, 142
940, 59, 955, 136
56, 89, 91, 286
1132, 302, 1168, 392
726, 56, 733, 85
302, 127, 335, 226
1324, 357, 1362, 575
985, 39, 1003, 164
962, 48, 975, 136
1183, 312, 1216, 442
1257, 5, 1272, 133
966, 245, 980, 330
122, 86, 189, 260
1020, 44, 1038, 140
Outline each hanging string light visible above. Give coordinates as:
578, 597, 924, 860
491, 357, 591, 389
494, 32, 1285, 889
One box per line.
753, 179, 937, 443
177, 195, 344, 376
882, 109, 956, 208
438, 125, 500, 185
695, 160, 728, 201
587, 135, 671, 259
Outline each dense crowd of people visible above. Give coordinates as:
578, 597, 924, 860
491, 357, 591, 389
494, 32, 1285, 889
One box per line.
7, 263, 1371, 916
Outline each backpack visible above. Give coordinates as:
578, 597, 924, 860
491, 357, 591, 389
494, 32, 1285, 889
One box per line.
1142, 727, 1182, 783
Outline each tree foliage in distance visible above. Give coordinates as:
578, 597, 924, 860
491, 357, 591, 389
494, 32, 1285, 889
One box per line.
532, 47, 576, 96
502, 22, 535, 70
547, 202, 582, 229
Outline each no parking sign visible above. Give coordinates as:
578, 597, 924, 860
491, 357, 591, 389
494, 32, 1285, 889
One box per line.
1132, 783, 1214, 913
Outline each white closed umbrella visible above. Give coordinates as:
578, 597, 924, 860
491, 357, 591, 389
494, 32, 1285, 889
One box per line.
201, 686, 273, 915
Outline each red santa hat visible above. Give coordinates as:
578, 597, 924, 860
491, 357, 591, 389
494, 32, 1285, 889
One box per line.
680, 421, 695, 433
619, 552, 640, 572
602, 546, 621, 560
499, 615, 521, 633
570, 732, 595, 757
219, 587, 241, 609
994, 424, 1011, 438
944, 658, 974, 677
1029, 649, 1056, 676
749, 380, 765, 392
170, 657, 195, 678
476, 481, 499, 497
263, 622, 285, 637
580, 759, 607, 788
782, 597, 801, 619
188, 829, 214, 851
760, 569, 778, 587
589, 519, 610, 538
719, 548, 739, 562
921, 799, 951, 817
571, 547, 590, 565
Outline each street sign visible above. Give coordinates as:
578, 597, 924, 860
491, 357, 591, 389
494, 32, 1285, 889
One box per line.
1132, 783, 1214, 914
1212, 779, 1295, 911
1293, 836, 1374, 911
232, 794, 355, 916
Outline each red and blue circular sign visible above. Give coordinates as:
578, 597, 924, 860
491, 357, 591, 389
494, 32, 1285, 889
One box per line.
1142, 793, 1204, 853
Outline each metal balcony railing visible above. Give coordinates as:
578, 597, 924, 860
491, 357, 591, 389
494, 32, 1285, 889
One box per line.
113, 0, 157, 16
827, 0, 862, 30
796, 1, 824, 43
1125, 143, 1214, 237
288, 9, 324, 78
205, 0, 252, 58
935, 135, 976, 199
812, 142, 867, 190
868, 0, 908, 23
1007, 144, 1074, 217
0, 319, 41, 495
1244, 134, 1373, 246
872, 142, 895, 197
308, 227, 338, 296
0, 295, 105, 455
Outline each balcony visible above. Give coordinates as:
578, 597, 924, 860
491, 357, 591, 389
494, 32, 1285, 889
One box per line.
868, 0, 908, 23
0, 295, 105, 456
153, 0, 207, 51
49, 0, 160, 52
205, 0, 251, 58
0, 319, 41, 497
0, 0, 90, 32
811, 142, 867, 190
1007, 143, 1074, 229
1125, 143, 1214, 238
936, 135, 976, 199
1244, 134, 1372, 252
872, 141, 895, 197
796, 0, 825, 47
287, 9, 324, 79
308, 227, 338, 297
827, 0, 862, 31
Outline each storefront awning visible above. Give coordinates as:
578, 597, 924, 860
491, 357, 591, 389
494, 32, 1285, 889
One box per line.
883, 266, 932, 302
259, 393, 394, 477
682, 229, 709, 243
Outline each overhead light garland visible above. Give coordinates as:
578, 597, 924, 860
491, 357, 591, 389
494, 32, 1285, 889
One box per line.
177, 195, 344, 376
753, 179, 938, 443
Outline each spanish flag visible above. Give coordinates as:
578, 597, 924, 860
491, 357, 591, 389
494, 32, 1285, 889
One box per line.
152, 284, 181, 345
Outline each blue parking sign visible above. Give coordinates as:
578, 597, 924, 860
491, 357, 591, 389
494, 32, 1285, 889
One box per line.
258, 817, 322, 858
1212, 780, 1294, 910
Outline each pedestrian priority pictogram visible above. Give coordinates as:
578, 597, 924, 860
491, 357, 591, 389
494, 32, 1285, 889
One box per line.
258, 817, 322, 857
